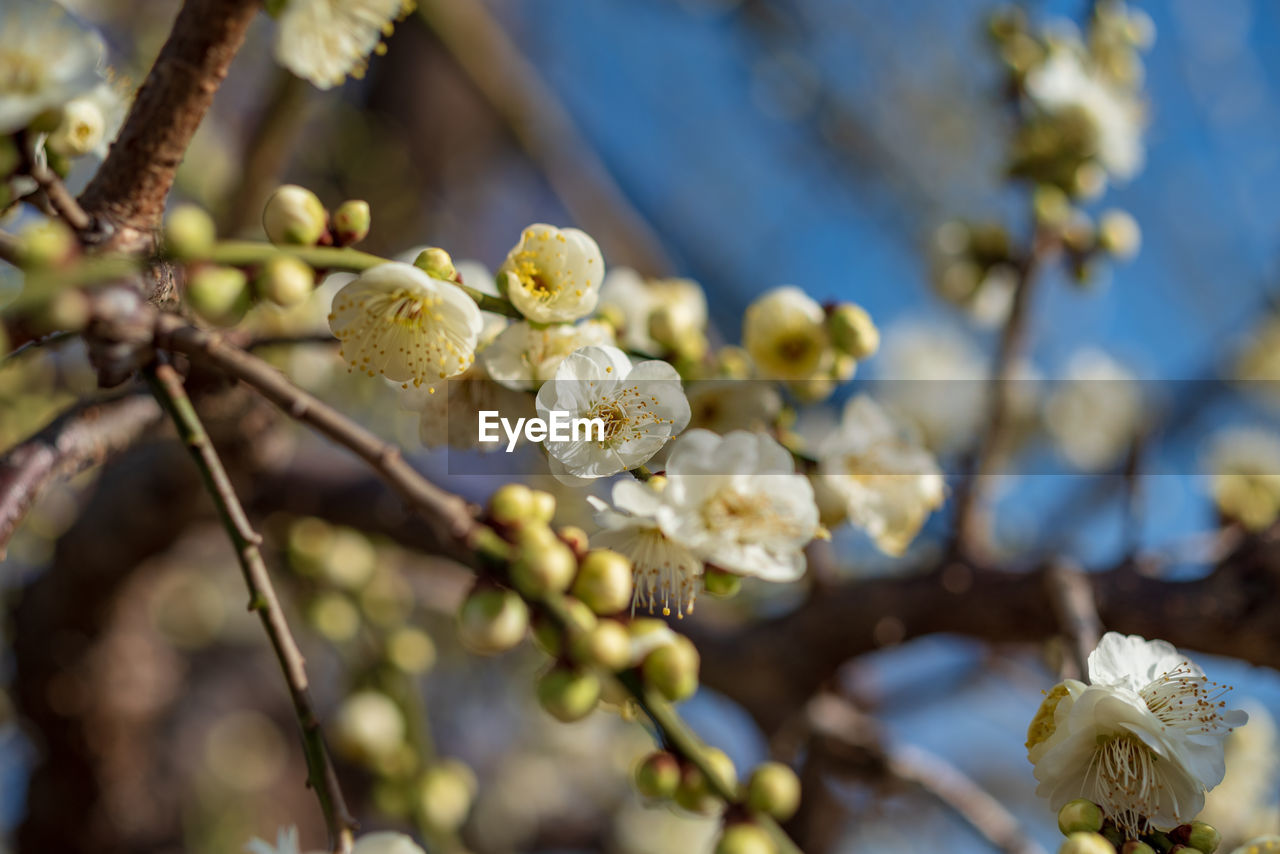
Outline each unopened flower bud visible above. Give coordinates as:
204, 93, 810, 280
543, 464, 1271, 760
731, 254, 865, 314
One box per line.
702, 566, 742, 598
457, 588, 528, 655
557, 525, 590, 558
263, 184, 327, 246
1073, 162, 1108, 200
536, 665, 601, 722
19, 220, 76, 268
642, 635, 700, 702
417, 759, 476, 833
675, 748, 736, 813
47, 96, 106, 158
1060, 832, 1115, 854
1058, 799, 1104, 836
413, 247, 457, 282
1177, 822, 1220, 854
332, 199, 371, 245
489, 483, 535, 526
715, 824, 775, 854
634, 751, 681, 800
827, 304, 879, 360
258, 255, 315, 307
531, 596, 596, 657
570, 619, 632, 671
29, 289, 89, 335
164, 205, 217, 259
1098, 209, 1141, 261
746, 762, 801, 821
572, 549, 634, 615
309, 592, 361, 642
333, 690, 405, 765
529, 489, 557, 524
1122, 843, 1156, 854
187, 266, 250, 325
387, 627, 436, 674
510, 537, 576, 598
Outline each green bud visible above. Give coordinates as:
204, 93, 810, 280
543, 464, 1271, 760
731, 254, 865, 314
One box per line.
642, 634, 700, 702
634, 751, 681, 800
1034, 184, 1072, 228
187, 266, 250, 326
1123, 843, 1156, 854
1145, 830, 1173, 853
332, 199, 371, 245
19, 220, 76, 268
262, 184, 327, 246
457, 588, 528, 655
510, 538, 576, 598
1060, 832, 1116, 854
1098, 209, 1141, 261
529, 489, 557, 524
164, 204, 217, 259
570, 619, 632, 671
530, 596, 596, 657
571, 549, 634, 615
536, 665, 601, 722
1102, 825, 1125, 850
417, 759, 476, 833
386, 627, 436, 674
333, 690, 405, 765
308, 592, 361, 642
1183, 823, 1221, 854
745, 762, 801, 821
257, 255, 315, 307
28, 289, 89, 335
675, 748, 736, 814
557, 525, 590, 558
702, 566, 742, 598
489, 483, 536, 526
715, 824, 775, 854
827, 303, 879, 360
413, 247, 457, 281
1058, 799, 1104, 836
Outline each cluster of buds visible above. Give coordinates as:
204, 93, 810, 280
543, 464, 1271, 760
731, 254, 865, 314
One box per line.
164, 200, 346, 325
635, 751, 801, 854
1056, 798, 1222, 854
458, 483, 712, 726
262, 184, 371, 249
741, 286, 879, 402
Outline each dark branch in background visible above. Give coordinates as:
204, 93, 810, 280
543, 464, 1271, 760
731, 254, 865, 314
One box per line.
0, 392, 162, 558
417, 0, 675, 275
143, 361, 357, 854
692, 528, 1280, 730
79, 0, 261, 250
803, 693, 1047, 854
1044, 560, 1102, 680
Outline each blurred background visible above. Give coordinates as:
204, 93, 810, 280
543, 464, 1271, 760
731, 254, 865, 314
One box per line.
3, 0, 1280, 852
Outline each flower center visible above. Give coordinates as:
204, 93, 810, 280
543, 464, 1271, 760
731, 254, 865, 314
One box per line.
1093, 732, 1159, 837
1140, 662, 1236, 736
586, 400, 628, 442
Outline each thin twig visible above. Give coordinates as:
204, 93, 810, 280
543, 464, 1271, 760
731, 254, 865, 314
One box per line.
806, 693, 1046, 854
143, 360, 357, 854
1044, 559, 1102, 680
2, 331, 77, 364
417, 0, 674, 274
152, 314, 477, 543
0, 392, 163, 558
952, 232, 1052, 558
17, 133, 92, 234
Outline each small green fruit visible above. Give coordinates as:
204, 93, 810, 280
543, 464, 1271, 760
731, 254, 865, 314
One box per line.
745, 761, 801, 821
457, 588, 528, 655
536, 666, 601, 723
634, 751, 681, 799
572, 549, 634, 615
642, 635, 700, 702
1058, 799, 1104, 836
715, 824, 775, 854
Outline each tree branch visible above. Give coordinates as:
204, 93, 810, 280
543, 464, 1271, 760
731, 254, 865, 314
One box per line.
0, 392, 163, 558
79, 0, 261, 249
143, 360, 357, 854
804, 693, 1047, 854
